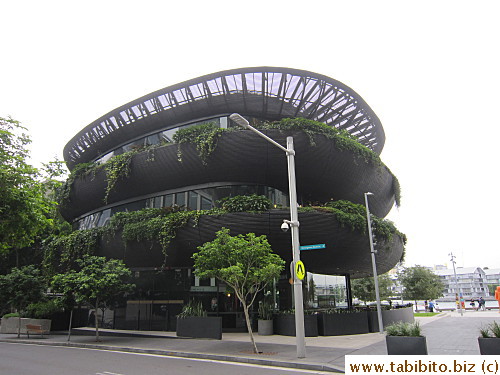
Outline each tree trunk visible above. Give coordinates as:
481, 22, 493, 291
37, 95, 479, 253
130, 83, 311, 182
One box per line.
17, 315, 21, 338
95, 299, 100, 342
67, 308, 73, 342
242, 301, 259, 354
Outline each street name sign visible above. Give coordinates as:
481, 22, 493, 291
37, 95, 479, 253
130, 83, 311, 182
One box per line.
299, 244, 326, 251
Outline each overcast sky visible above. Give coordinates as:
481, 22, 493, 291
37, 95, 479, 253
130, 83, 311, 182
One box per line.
2, 1, 499, 270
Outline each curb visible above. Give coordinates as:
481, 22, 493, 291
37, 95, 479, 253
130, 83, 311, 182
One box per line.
0, 339, 344, 373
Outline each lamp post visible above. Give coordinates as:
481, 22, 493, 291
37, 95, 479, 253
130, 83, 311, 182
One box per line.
229, 113, 306, 358
364, 192, 384, 333
449, 252, 464, 316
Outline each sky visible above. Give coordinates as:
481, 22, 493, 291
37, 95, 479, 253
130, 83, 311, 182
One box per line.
2, 1, 499, 270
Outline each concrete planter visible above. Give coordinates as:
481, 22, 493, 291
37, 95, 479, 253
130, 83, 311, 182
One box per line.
368, 306, 414, 332
0, 318, 51, 334
274, 314, 318, 337
318, 311, 369, 336
478, 337, 500, 355
176, 317, 222, 340
258, 319, 273, 335
386, 336, 428, 355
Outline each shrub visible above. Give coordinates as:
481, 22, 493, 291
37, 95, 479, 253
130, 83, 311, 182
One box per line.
217, 194, 272, 212
177, 300, 206, 318
386, 321, 422, 337
258, 301, 274, 320
480, 321, 500, 338
25, 300, 63, 319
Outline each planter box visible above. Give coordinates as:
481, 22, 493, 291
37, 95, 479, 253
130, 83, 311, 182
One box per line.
176, 317, 222, 340
478, 337, 500, 355
318, 311, 369, 336
274, 314, 318, 337
0, 318, 51, 334
369, 306, 414, 332
258, 319, 273, 335
386, 336, 428, 355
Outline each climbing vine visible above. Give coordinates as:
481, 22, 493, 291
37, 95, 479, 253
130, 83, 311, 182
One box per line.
44, 196, 405, 274
173, 122, 227, 164
103, 151, 134, 203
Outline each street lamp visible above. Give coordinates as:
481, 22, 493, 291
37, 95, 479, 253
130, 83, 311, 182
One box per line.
449, 252, 464, 316
229, 113, 306, 358
364, 192, 384, 333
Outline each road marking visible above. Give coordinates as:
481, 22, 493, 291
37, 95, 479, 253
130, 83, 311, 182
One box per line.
1, 342, 333, 374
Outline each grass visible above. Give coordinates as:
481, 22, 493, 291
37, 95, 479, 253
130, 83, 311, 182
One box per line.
414, 312, 440, 317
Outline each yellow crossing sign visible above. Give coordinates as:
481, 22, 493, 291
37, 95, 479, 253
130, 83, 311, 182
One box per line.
295, 260, 306, 280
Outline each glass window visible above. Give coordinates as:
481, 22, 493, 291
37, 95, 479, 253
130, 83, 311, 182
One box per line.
175, 192, 186, 208
188, 191, 198, 210
164, 194, 173, 207
201, 196, 212, 210
145, 134, 161, 146
97, 209, 111, 226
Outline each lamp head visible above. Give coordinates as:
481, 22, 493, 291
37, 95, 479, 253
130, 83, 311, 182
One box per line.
229, 113, 250, 128
365, 192, 374, 196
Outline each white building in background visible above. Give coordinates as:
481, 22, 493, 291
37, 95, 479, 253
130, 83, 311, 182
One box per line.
483, 268, 500, 291
433, 267, 489, 298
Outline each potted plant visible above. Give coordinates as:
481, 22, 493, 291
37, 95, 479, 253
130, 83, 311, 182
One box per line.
385, 321, 427, 355
176, 300, 222, 340
257, 300, 274, 335
478, 321, 500, 355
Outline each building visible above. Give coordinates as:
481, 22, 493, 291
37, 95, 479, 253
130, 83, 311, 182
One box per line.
59, 67, 404, 331
483, 268, 500, 293
433, 267, 489, 298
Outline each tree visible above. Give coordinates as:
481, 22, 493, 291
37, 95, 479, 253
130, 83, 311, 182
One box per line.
351, 274, 393, 304
193, 228, 285, 354
51, 255, 135, 341
0, 265, 47, 337
0, 116, 67, 264
398, 266, 444, 306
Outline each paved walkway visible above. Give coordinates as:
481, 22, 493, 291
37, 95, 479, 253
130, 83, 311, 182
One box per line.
1, 310, 499, 373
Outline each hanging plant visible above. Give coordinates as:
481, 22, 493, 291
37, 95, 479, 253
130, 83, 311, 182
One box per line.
173, 122, 227, 164
103, 151, 134, 203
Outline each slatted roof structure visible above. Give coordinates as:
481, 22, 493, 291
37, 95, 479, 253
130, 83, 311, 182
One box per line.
64, 67, 385, 169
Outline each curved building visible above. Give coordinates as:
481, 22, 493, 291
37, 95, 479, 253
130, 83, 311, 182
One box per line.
60, 67, 404, 331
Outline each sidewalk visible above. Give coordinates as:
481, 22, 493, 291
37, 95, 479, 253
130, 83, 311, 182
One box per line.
1, 310, 499, 373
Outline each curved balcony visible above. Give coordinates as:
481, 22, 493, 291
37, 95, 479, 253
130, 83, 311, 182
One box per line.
60, 130, 397, 222
97, 210, 404, 278
63, 67, 385, 169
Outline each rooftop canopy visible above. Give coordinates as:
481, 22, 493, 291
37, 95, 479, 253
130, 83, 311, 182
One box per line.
64, 67, 385, 169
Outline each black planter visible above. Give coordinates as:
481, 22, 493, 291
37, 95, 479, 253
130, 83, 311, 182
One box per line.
368, 306, 414, 332
176, 317, 222, 340
386, 336, 428, 355
478, 337, 500, 355
274, 314, 318, 337
318, 311, 369, 336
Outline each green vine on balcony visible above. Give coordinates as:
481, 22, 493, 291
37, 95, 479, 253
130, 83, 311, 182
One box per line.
103, 151, 134, 203
61, 117, 401, 208
173, 122, 227, 164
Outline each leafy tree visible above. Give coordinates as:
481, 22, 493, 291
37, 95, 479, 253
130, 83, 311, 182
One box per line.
0, 265, 47, 337
352, 274, 393, 304
193, 228, 285, 354
487, 284, 498, 296
0, 116, 68, 266
51, 255, 135, 341
398, 266, 444, 305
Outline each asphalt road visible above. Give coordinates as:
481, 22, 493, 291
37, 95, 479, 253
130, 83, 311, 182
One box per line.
0, 342, 331, 375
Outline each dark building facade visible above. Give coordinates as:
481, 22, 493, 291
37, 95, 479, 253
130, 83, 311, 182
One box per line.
60, 67, 404, 331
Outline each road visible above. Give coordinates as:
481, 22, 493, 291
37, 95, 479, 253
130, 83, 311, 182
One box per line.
0, 342, 330, 375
